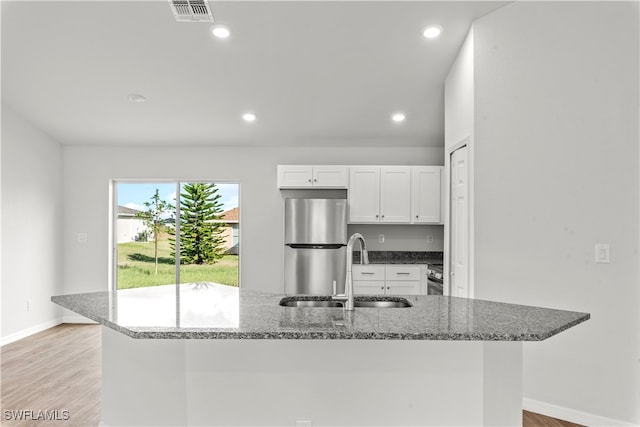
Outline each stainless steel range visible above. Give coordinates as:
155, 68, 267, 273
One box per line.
427, 264, 443, 295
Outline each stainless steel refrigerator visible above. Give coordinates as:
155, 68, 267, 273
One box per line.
284, 198, 347, 295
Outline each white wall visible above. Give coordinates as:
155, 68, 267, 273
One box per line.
444, 27, 474, 153
472, 2, 639, 425
1, 106, 64, 344
347, 224, 443, 252
444, 27, 476, 296
62, 145, 443, 298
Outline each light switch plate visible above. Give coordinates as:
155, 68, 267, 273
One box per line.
77, 233, 88, 244
595, 243, 610, 264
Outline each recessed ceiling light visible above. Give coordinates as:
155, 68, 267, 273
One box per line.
211, 24, 231, 39
392, 113, 406, 123
422, 25, 443, 39
127, 93, 146, 103
242, 112, 257, 122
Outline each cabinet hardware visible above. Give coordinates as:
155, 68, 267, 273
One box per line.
362, 272, 375, 275
396, 272, 410, 275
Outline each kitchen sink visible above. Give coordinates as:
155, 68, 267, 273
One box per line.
279, 299, 344, 308
279, 296, 412, 308
354, 300, 412, 308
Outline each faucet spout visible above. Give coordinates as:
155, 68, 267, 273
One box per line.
333, 233, 368, 311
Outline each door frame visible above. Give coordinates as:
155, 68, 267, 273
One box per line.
444, 137, 474, 298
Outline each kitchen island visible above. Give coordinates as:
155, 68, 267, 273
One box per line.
52, 283, 589, 426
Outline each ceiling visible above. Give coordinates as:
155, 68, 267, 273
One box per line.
2, 1, 508, 147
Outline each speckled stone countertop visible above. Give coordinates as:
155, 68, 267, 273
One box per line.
353, 251, 443, 265
51, 282, 589, 340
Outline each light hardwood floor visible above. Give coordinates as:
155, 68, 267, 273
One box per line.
1, 324, 584, 427
1, 324, 101, 427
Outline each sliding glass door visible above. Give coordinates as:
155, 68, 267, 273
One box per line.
113, 181, 240, 291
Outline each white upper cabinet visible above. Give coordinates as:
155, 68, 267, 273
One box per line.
277, 165, 348, 189
412, 166, 443, 224
312, 167, 348, 188
349, 166, 411, 223
278, 164, 443, 225
380, 167, 412, 223
348, 167, 380, 222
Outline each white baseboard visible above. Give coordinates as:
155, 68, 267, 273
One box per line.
1, 317, 99, 346
0, 318, 63, 346
523, 398, 639, 427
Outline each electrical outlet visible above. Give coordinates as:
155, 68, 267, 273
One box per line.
426, 235, 434, 244
595, 243, 610, 264
378, 234, 385, 244
27, 299, 31, 312
77, 233, 88, 244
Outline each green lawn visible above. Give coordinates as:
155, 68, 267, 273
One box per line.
117, 237, 238, 289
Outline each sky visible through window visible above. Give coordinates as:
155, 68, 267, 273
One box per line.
117, 182, 239, 213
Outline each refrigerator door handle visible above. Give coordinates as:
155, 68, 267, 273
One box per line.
286, 243, 345, 250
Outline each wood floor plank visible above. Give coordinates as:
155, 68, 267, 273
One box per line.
523, 410, 585, 427
1, 324, 101, 427
2, 324, 584, 427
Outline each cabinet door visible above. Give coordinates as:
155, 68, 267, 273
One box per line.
386, 281, 421, 295
313, 166, 348, 188
348, 167, 380, 223
412, 166, 442, 223
385, 265, 421, 281
380, 167, 411, 223
277, 166, 313, 188
353, 281, 386, 295
352, 265, 385, 280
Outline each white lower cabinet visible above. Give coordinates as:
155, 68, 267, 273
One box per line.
352, 265, 386, 295
353, 264, 424, 295
386, 282, 421, 295
353, 281, 387, 295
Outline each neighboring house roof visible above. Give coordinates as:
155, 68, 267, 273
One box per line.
211, 207, 239, 224
118, 205, 142, 217
222, 207, 239, 223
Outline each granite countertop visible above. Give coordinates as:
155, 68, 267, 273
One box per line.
51, 282, 589, 340
353, 251, 443, 265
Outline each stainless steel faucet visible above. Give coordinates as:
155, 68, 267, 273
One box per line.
332, 233, 369, 310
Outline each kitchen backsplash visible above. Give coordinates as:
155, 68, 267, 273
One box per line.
352, 251, 443, 265
347, 224, 444, 252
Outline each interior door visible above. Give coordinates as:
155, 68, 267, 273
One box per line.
450, 146, 470, 298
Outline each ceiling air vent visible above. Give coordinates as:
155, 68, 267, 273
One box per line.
169, 0, 214, 22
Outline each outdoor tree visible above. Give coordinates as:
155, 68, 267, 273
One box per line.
136, 189, 174, 275
172, 183, 227, 265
